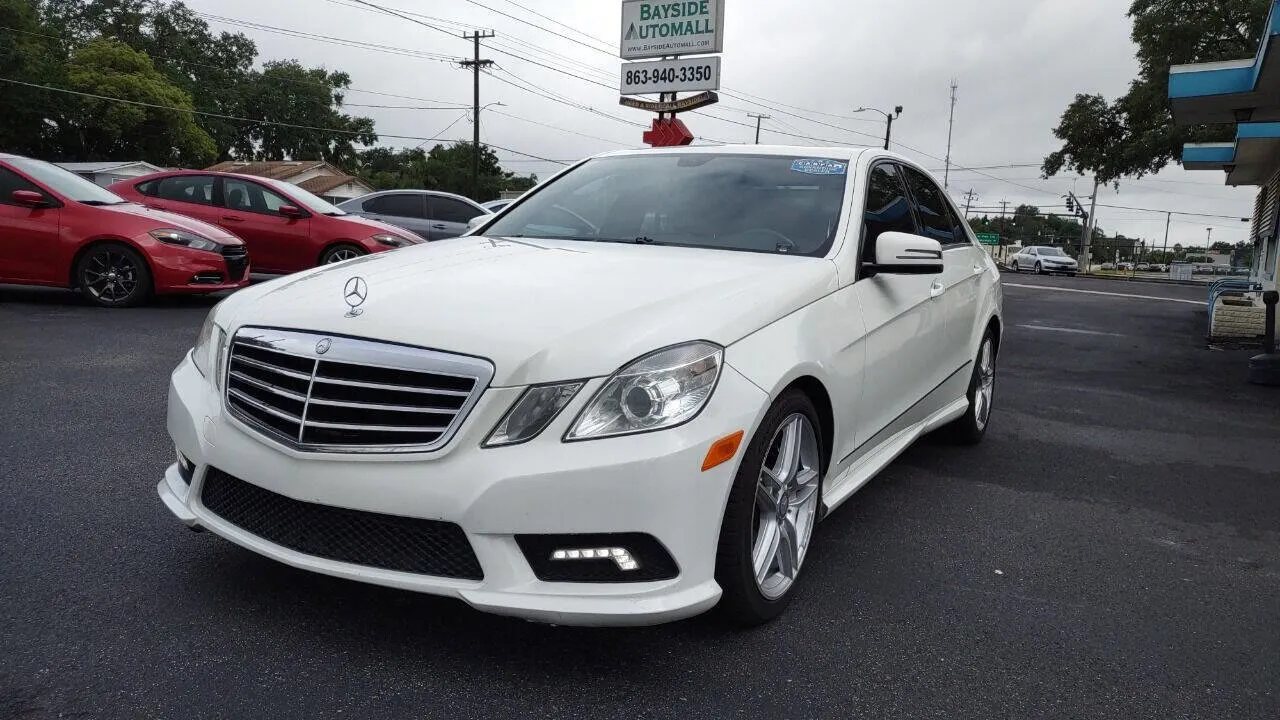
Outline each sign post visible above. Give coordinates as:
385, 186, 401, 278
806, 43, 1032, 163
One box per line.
618, 0, 724, 146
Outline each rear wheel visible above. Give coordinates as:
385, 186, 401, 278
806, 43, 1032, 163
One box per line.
76, 243, 152, 308
940, 330, 997, 445
320, 243, 366, 265
716, 390, 824, 626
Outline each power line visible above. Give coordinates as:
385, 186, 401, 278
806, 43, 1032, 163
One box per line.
0, 76, 567, 163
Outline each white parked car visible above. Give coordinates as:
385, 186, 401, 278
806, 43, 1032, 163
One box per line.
159, 146, 1003, 627
1007, 246, 1078, 275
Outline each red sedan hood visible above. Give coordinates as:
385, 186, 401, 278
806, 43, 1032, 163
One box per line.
106, 202, 245, 244
326, 212, 416, 238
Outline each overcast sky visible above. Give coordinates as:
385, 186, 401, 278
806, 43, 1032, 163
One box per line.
188, 0, 1256, 248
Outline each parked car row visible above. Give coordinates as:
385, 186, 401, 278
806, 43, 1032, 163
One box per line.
0, 153, 515, 307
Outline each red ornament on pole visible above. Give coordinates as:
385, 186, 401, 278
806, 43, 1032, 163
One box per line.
642, 118, 695, 147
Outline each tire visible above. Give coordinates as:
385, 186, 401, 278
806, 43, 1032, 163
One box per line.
940, 329, 997, 445
1034, 261, 1044, 275
75, 243, 152, 308
1009, 261, 1019, 273
1067, 272, 1077, 277
715, 389, 825, 626
319, 243, 367, 265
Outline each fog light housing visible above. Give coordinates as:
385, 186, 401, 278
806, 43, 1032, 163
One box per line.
515, 533, 678, 582
176, 451, 195, 485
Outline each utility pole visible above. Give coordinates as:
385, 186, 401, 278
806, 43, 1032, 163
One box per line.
999, 199, 1009, 244
1206, 227, 1214, 249
1162, 211, 1171, 260
1079, 178, 1100, 273
962, 188, 978, 219
944, 78, 958, 189
460, 30, 494, 201
747, 113, 770, 144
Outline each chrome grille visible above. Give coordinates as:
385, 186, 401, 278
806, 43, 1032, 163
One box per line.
224, 327, 493, 453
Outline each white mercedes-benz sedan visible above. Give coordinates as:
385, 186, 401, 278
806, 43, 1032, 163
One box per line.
158, 145, 1003, 627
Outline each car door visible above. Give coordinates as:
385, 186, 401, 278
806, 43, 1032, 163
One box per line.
848, 161, 949, 449
141, 175, 221, 225
427, 196, 487, 240
0, 165, 62, 283
217, 177, 312, 273
898, 164, 986, 377
361, 193, 430, 238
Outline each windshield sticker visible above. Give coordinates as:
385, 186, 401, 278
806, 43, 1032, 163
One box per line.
791, 158, 846, 175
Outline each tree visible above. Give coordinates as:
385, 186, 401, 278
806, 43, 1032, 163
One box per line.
58, 38, 216, 165
354, 142, 539, 200
0, 0, 66, 156
238, 61, 377, 164
1042, 0, 1272, 183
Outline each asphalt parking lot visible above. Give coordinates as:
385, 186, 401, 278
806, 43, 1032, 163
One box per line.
2, 274, 1278, 719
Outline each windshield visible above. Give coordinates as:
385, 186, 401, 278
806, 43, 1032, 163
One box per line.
8, 158, 127, 204
1039, 247, 1066, 257
260, 177, 346, 215
482, 153, 850, 257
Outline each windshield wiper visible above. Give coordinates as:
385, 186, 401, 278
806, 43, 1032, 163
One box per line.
80, 200, 127, 206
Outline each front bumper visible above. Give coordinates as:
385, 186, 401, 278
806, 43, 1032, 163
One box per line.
160, 353, 768, 626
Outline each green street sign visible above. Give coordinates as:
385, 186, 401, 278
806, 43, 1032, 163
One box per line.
975, 233, 1000, 246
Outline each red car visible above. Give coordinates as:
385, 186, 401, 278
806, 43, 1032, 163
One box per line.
0, 154, 250, 307
111, 170, 422, 273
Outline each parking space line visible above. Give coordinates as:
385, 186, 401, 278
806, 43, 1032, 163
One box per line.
1002, 282, 1202, 305
1017, 324, 1126, 337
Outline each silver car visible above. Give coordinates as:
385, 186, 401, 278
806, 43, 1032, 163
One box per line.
336, 190, 491, 240
1007, 246, 1078, 275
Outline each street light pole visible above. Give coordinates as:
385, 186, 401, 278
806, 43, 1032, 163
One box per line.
854, 105, 903, 150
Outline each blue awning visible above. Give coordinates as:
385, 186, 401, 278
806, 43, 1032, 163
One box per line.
1181, 122, 1280, 184
1168, 1, 1280, 124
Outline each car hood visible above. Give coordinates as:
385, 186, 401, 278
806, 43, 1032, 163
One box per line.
107, 202, 244, 243
326, 212, 423, 241
216, 236, 838, 386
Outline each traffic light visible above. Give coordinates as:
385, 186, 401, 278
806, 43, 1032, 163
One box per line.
1065, 195, 1075, 212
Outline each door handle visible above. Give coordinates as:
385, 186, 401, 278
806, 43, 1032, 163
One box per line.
973, 263, 985, 275
221, 215, 245, 222
431, 223, 447, 229
929, 280, 945, 298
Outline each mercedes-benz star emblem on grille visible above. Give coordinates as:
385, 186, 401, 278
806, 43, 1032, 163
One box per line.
343, 276, 367, 317
315, 338, 332, 355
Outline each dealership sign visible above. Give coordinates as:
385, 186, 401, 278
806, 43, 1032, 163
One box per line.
620, 0, 724, 60
620, 56, 721, 94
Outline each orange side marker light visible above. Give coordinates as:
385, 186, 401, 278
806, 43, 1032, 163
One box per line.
702, 430, 745, 472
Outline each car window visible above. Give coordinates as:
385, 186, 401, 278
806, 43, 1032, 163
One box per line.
155, 176, 215, 206
431, 197, 483, 224
222, 178, 291, 216
0, 167, 47, 207
136, 179, 159, 197
861, 163, 917, 260
365, 193, 424, 218
900, 165, 967, 247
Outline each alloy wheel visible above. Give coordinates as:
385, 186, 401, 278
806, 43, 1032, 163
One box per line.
974, 337, 996, 430
751, 413, 821, 600
83, 250, 139, 303
325, 247, 362, 264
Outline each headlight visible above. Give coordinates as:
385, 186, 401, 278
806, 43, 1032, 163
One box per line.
372, 232, 412, 247
190, 310, 227, 389
150, 228, 220, 252
483, 382, 584, 447
565, 341, 723, 441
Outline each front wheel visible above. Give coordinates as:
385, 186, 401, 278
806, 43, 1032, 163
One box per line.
319, 243, 367, 265
940, 330, 997, 445
76, 243, 152, 308
715, 390, 824, 626
1034, 261, 1044, 275
1009, 261, 1019, 273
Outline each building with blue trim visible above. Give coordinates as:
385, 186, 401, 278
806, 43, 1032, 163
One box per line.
1170, 0, 1280, 338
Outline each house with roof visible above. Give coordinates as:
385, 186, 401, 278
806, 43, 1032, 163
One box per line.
203, 160, 374, 204
1168, 0, 1280, 343
55, 161, 168, 188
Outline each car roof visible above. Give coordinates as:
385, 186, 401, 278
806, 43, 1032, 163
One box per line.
589, 144, 869, 163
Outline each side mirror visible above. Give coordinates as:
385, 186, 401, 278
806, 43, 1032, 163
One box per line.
866, 231, 943, 275
466, 214, 490, 230
11, 190, 48, 208
278, 204, 305, 219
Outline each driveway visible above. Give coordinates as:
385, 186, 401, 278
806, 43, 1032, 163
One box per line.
2, 277, 1278, 719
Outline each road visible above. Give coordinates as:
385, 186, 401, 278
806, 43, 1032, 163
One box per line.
2, 274, 1278, 719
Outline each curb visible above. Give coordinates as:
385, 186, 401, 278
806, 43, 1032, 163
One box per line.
998, 268, 1210, 289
